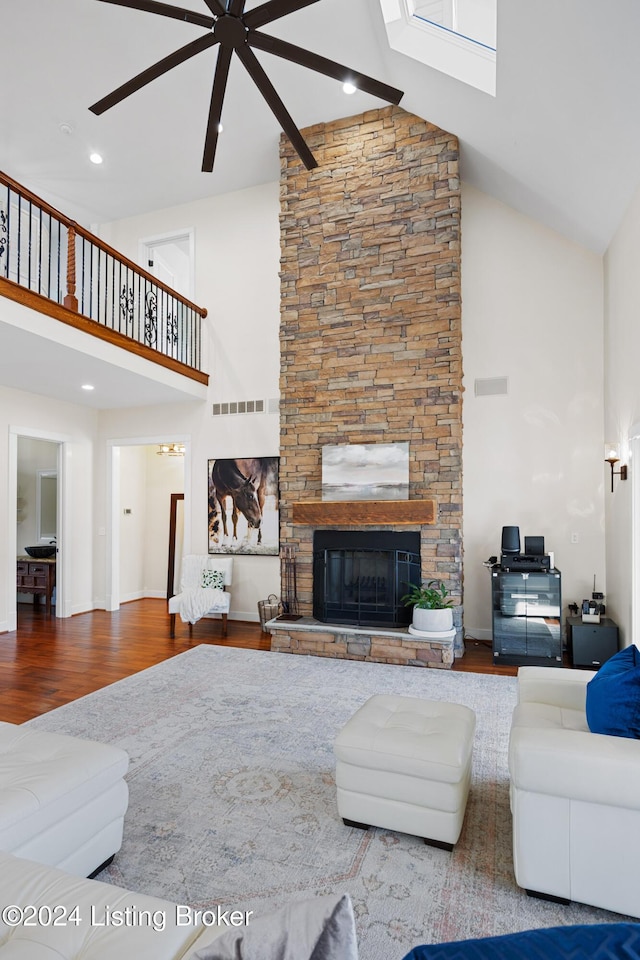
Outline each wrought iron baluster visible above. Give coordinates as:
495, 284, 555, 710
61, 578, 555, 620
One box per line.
0, 206, 7, 277
16, 193, 22, 284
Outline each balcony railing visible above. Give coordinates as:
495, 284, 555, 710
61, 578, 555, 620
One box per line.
0, 172, 207, 381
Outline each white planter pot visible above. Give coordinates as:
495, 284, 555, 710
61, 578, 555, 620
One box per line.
412, 606, 453, 633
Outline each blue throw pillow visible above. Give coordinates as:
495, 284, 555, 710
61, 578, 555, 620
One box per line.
585, 644, 640, 738
401, 923, 640, 960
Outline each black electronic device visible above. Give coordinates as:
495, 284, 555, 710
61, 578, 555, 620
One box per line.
501, 526, 520, 555
524, 535, 545, 555
567, 617, 618, 669
501, 553, 551, 572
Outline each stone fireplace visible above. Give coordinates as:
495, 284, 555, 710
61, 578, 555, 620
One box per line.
273, 105, 462, 667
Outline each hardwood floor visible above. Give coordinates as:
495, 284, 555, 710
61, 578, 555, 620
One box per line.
0, 600, 513, 724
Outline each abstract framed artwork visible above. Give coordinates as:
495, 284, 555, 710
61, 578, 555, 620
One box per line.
208, 457, 279, 555
321, 442, 409, 501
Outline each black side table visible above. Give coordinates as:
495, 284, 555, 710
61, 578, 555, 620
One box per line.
566, 616, 619, 669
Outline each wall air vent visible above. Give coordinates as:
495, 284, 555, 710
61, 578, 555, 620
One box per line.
212, 398, 279, 417
474, 377, 508, 397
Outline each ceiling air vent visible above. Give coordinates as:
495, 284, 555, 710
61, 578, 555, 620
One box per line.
212, 398, 279, 417
474, 377, 508, 397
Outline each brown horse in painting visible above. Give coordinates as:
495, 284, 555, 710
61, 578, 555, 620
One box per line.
211, 458, 278, 545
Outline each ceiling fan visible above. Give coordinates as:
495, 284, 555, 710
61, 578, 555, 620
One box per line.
89, 0, 404, 173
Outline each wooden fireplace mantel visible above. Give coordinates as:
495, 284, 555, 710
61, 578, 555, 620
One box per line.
291, 500, 436, 526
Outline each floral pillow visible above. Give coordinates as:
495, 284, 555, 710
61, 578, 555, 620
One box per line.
201, 568, 225, 590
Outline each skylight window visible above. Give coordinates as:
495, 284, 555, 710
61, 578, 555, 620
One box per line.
379, 0, 497, 96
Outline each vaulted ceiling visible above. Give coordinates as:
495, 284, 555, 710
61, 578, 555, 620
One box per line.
3, 0, 640, 255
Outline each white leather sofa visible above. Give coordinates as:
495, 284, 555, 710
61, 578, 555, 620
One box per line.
508, 666, 640, 918
0, 850, 357, 959
0, 850, 211, 958
0, 721, 129, 877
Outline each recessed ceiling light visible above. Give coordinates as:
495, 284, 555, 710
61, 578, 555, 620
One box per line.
217, 122, 224, 134
81, 384, 95, 391
343, 81, 357, 95
89, 152, 103, 165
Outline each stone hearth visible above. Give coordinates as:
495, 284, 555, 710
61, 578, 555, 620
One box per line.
267, 618, 454, 669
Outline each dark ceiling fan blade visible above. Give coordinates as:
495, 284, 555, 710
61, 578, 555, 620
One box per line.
244, 0, 320, 31
90, 33, 219, 115
95, 0, 215, 29
202, 45, 233, 172
249, 31, 404, 104
227, 0, 247, 15
236, 44, 317, 170
201, 0, 227, 15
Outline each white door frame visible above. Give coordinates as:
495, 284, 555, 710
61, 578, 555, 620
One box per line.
138, 229, 195, 300
630, 427, 640, 647
106, 434, 191, 611
7, 426, 71, 631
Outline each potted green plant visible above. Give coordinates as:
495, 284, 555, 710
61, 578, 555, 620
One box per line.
402, 580, 454, 634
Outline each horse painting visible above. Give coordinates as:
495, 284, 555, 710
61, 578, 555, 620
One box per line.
208, 456, 279, 554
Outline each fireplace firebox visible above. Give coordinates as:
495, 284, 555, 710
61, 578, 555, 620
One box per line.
313, 530, 420, 628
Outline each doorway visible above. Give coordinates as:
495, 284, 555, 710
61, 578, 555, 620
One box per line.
139, 230, 194, 299
106, 436, 189, 611
8, 427, 67, 631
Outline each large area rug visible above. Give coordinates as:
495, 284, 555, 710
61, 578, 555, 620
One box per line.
29, 646, 620, 959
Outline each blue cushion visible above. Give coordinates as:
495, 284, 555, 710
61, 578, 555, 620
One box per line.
585, 644, 640, 738
401, 923, 640, 960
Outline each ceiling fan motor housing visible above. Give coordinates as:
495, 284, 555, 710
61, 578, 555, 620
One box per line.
214, 14, 247, 49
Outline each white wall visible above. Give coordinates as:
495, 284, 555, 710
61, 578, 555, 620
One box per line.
95, 182, 282, 622
461, 184, 606, 639
603, 180, 640, 644
119, 445, 147, 602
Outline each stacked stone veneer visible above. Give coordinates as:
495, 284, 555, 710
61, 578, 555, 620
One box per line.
277, 105, 462, 664
269, 621, 455, 669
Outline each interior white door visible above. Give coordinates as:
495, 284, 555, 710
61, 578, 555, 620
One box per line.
140, 231, 194, 299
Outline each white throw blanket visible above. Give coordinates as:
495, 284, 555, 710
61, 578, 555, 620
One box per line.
179, 587, 227, 624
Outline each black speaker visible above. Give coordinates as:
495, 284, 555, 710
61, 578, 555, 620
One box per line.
524, 535, 545, 555
501, 526, 520, 555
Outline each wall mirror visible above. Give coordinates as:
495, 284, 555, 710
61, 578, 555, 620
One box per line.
36, 470, 57, 541
167, 493, 184, 599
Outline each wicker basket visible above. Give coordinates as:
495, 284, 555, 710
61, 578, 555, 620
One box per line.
258, 594, 280, 630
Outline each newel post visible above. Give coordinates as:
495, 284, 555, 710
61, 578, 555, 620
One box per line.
63, 224, 78, 312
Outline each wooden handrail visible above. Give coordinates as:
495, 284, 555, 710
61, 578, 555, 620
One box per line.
0, 170, 208, 319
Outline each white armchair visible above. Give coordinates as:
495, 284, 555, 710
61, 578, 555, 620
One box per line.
508, 665, 640, 918
168, 555, 233, 638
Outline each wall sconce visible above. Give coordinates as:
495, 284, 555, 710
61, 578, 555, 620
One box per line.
605, 448, 628, 492
157, 443, 185, 457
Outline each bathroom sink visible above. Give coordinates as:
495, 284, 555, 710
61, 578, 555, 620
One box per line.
24, 545, 56, 559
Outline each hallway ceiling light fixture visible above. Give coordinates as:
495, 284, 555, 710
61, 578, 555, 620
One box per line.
605, 447, 628, 492
157, 443, 186, 456
89, 152, 104, 164
89, 0, 404, 173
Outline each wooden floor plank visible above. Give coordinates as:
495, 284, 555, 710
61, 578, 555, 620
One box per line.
0, 600, 511, 723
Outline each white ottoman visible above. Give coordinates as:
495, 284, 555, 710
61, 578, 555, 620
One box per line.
334, 694, 476, 849
0, 721, 129, 878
